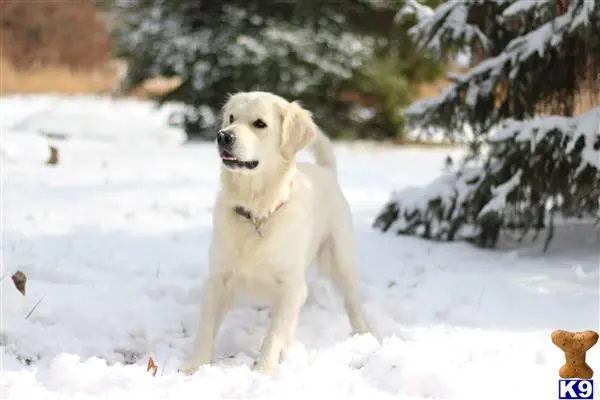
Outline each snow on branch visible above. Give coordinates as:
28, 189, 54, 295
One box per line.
406, 0, 491, 56
404, 0, 598, 134
477, 169, 522, 218
501, 0, 555, 21
395, 0, 434, 23
373, 164, 489, 242
490, 106, 600, 171
374, 107, 600, 248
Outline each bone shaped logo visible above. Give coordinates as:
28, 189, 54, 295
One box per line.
551, 329, 598, 379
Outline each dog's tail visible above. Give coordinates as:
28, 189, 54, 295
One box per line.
311, 129, 337, 173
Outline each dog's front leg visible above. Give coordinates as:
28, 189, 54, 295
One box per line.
253, 280, 307, 375
186, 275, 233, 373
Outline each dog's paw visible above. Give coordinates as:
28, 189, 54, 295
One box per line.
252, 361, 276, 376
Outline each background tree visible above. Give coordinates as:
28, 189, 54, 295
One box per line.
1, 0, 111, 71
112, 0, 443, 140
343, 0, 444, 140
373, 0, 600, 250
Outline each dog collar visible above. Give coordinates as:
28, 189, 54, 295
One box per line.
233, 182, 292, 237
233, 202, 286, 238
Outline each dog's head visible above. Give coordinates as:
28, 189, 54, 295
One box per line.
217, 91, 318, 174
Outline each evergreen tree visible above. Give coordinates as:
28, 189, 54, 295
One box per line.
374, 0, 600, 250
337, 0, 444, 140
112, 0, 443, 140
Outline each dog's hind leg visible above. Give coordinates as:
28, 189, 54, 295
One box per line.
321, 230, 371, 335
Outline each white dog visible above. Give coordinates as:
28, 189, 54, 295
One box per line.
186, 91, 370, 375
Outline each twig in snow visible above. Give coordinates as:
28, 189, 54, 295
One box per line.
543, 208, 556, 253
476, 288, 485, 312
39, 130, 70, 141
25, 295, 45, 319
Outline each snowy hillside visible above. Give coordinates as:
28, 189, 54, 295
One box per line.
1, 95, 598, 400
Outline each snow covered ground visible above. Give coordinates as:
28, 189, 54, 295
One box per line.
1, 95, 599, 400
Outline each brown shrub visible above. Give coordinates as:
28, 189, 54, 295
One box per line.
0, 0, 111, 71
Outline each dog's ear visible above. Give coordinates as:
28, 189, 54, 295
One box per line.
280, 101, 317, 160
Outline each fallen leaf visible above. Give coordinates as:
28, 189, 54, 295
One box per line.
12, 271, 27, 295
147, 357, 158, 377
47, 146, 59, 165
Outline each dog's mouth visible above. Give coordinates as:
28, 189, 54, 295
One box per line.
220, 150, 259, 170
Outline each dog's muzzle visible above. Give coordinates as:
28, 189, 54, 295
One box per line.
217, 130, 259, 170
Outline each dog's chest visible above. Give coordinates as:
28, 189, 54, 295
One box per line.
214, 214, 306, 302
226, 215, 276, 257
228, 269, 282, 304
226, 250, 287, 304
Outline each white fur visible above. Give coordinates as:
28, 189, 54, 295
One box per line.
186, 91, 371, 375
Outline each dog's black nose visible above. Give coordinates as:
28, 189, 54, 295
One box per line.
217, 130, 235, 148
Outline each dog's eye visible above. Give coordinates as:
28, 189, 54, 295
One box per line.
229, 114, 234, 124
253, 119, 267, 129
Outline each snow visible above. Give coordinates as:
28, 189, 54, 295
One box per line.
1, 95, 599, 400
1, 95, 186, 147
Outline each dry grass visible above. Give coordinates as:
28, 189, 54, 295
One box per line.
0, 57, 181, 98
0, 58, 122, 95
574, 90, 598, 115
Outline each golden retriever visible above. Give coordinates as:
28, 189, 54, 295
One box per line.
185, 91, 371, 375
